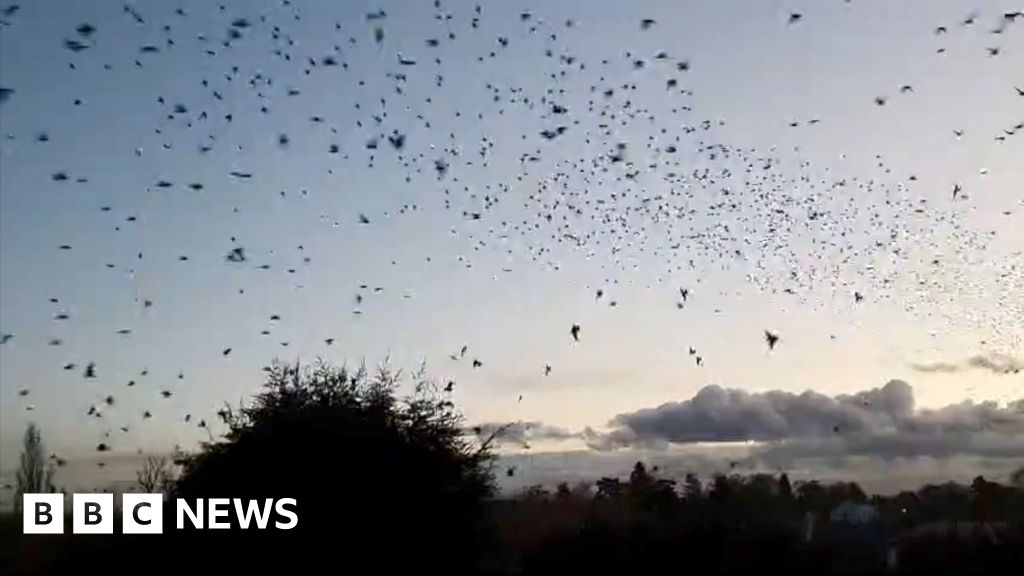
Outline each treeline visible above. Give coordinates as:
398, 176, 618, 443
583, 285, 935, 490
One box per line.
491, 462, 1024, 574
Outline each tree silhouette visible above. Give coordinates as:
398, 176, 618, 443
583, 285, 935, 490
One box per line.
778, 473, 793, 501
1012, 466, 1024, 490
14, 423, 55, 510
169, 360, 497, 573
135, 455, 174, 493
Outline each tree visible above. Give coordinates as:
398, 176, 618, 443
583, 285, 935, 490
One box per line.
15, 423, 56, 510
170, 360, 496, 573
796, 480, 826, 512
1011, 466, 1024, 489
596, 476, 623, 500
135, 455, 174, 492
683, 472, 704, 501
628, 461, 653, 491
778, 473, 793, 501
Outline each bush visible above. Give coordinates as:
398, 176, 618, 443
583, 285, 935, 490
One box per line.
169, 360, 497, 573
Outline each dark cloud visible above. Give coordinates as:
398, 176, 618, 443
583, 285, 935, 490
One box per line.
911, 352, 1023, 375
588, 380, 1024, 460
965, 353, 1024, 374
469, 421, 578, 448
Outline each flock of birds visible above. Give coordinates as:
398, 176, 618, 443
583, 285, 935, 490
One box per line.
0, 0, 1022, 473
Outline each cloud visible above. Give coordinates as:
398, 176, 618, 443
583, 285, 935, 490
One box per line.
911, 352, 1023, 375
909, 362, 961, 374
469, 421, 578, 448
965, 353, 1024, 374
587, 380, 1024, 460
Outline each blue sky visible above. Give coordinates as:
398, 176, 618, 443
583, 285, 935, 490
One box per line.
1, 0, 1022, 494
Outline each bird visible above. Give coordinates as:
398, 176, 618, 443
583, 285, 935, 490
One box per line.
472, 359, 482, 368
765, 331, 780, 350
225, 247, 246, 262
84, 362, 97, 378
787, 12, 802, 25
544, 364, 552, 376
570, 324, 581, 342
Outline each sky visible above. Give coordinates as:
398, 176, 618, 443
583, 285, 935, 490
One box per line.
1, 0, 1022, 499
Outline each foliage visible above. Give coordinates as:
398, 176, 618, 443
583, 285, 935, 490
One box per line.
135, 455, 175, 493
14, 423, 56, 510
170, 359, 497, 573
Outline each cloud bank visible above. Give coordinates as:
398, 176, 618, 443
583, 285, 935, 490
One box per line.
585, 380, 1024, 460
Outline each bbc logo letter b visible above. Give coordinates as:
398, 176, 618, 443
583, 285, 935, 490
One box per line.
73, 493, 113, 534
122, 494, 163, 534
23, 494, 64, 534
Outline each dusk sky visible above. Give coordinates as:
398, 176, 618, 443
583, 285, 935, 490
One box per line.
1, 0, 1022, 498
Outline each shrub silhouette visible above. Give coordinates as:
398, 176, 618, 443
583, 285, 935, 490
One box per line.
167, 360, 497, 573
14, 423, 56, 510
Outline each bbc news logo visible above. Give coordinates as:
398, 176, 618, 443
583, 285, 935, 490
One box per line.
23, 494, 297, 534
